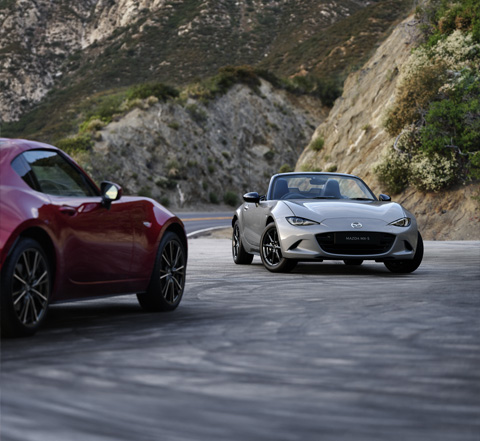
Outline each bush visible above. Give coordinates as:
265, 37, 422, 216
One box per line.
186, 104, 208, 124
279, 163, 293, 173
409, 152, 458, 191
385, 61, 446, 136
309, 136, 324, 151
420, 70, 480, 157
209, 192, 219, 204
263, 150, 275, 161
374, 147, 412, 194
382, 1, 480, 188
223, 191, 238, 207
79, 117, 106, 133
127, 82, 179, 101
55, 135, 93, 155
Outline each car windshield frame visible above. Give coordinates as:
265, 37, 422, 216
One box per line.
266, 173, 377, 201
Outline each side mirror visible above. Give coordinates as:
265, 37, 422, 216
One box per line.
243, 192, 261, 204
379, 194, 391, 202
101, 181, 122, 209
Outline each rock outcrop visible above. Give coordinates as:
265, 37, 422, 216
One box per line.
296, 16, 480, 240
87, 79, 326, 209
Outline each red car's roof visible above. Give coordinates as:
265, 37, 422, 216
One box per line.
0, 138, 60, 157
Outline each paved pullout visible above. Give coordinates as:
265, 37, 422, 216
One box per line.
1, 240, 479, 441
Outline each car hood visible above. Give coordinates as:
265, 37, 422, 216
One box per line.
284, 199, 407, 224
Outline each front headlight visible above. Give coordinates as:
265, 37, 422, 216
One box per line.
389, 217, 411, 227
286, 216, 319, 226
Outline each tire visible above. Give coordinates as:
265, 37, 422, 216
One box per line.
384, 232, 424, 274
1, 238, 51, 338
137, 231, 186, 312
232, 220, 253, 264
344, 259, 363, 266
260, 223, 297, 273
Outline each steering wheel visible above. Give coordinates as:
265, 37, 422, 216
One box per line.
38, 179, 69, 194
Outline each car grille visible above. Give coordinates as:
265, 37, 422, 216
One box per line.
316, 232, 396, 255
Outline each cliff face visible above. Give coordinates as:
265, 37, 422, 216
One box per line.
86, 79, 326, 209
296, 16, 480, 240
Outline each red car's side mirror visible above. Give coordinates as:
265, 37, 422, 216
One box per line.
101, 181, 122, 209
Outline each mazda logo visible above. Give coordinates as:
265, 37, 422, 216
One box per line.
351, 222, 363, 229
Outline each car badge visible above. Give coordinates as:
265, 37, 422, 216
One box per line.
351, 222, 363, 229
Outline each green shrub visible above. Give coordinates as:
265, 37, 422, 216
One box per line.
209, 192, 219, 204
385, 61, 446, 136
223, 191, 238, 207
309, 136, 324, 151
409, 152, 458, 191
263, 150, 275, 161
79, 117, 106, 133
138, 186, 153, 198
326, 164, 338, 172
420, 71, 480, 157
186, 104, 208, 123
55, 135, 93, 155
374, 147, 411, 194
127, 82, 179, 101
279, 163, 293, 173
160, 196, 170, 207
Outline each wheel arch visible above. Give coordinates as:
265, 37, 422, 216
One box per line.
18, 227, 57, 280
164, 222, 188, 259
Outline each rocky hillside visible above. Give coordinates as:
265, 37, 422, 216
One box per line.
0, 0, 411, 125
84, 78, 325, 208
296, 15, 480, 240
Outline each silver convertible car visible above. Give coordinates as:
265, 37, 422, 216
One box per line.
232, 172, 423, 273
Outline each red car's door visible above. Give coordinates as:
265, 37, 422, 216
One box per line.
48, 195, 133, 285
16, 149, 135, 299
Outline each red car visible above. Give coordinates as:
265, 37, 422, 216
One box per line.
0, 138, 187, 337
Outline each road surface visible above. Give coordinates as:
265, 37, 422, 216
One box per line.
178, 211, 233, 236
1, 240, 479, 441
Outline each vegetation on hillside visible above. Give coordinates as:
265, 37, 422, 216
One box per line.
1, 66, 334, 146
376, 0, 480, 193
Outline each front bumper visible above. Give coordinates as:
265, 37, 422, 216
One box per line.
277, 217, 418, 261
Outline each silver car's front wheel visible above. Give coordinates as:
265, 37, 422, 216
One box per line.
260, 223, 297, 273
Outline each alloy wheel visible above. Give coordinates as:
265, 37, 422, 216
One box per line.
12, 248, 50, 328
262, 227, 282, 267
232, 224, 240, 259
159, 239, 186, 305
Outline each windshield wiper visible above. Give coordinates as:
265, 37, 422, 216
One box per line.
313, 196, 336, 199
350, 198, 375, 201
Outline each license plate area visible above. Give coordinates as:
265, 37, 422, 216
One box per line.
335, 232, 381, 245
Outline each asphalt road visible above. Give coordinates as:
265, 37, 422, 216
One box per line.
178, 211, 233, 236
1, 239, 480, 441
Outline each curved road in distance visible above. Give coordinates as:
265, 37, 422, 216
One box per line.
178, 211, 233, 236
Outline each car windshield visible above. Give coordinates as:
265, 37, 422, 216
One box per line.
269, 174, 375, 201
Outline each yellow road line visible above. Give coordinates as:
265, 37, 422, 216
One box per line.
182, 216, 231, 222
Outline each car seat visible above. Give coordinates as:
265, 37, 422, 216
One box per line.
273, 179, 289, 199
323, 179, 342, 198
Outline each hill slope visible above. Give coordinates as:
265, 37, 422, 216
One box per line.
0, 0, 411, 126
83, 79, 326, 208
